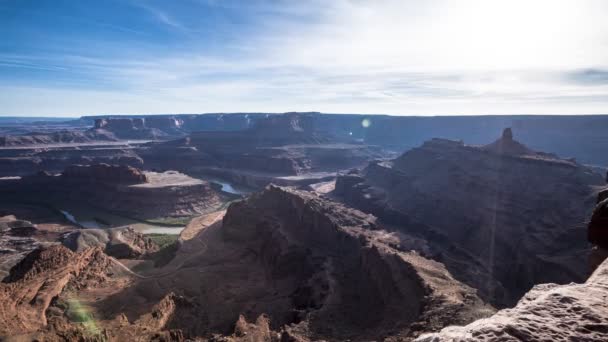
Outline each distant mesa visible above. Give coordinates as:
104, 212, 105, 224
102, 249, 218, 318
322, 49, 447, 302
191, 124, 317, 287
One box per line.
0, 163, 226, 220
92, 117, 185, 140
62, 163, 148, 184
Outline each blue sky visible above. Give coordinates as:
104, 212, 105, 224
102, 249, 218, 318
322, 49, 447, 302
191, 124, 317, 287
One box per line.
1, 0, 607, 116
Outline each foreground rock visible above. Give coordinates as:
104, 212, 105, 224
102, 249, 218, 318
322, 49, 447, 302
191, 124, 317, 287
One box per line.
589, 179, 608, 272
0, 245, 119, 337
335, 129, 605, 307
416, 258, 608, 341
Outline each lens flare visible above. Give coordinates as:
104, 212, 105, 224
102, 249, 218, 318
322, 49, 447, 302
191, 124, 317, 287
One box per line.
67, 297, 101, 336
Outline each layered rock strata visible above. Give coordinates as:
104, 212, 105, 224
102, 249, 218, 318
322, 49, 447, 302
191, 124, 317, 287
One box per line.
334, 129, 605, 306
140, 113, 385, 186
92, 186, 492, 341
0, 164, 224, 219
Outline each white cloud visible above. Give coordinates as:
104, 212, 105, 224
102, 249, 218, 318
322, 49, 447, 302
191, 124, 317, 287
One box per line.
2, 0, 608, 116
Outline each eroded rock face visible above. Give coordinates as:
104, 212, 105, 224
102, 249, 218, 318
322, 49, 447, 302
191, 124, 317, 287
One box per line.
334, 130, 604, 307
0, 129, 117, 147
0, 143, 144, 177
589, 182, 608, 272
0, 165, 225, 220
61, 227, 158, 258
0, 215, 52, 280
0, 245, 116, 336
93, 117, 185, 140
415, 257, 608, 342
0, 215, 37, 236
95, 186, 492, 341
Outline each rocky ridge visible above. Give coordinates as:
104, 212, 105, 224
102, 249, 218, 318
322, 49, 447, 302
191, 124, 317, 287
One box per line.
334, 129, 605, 307
93, 117, 185, 140
0, 245, 117, 336
3, 185, 491, 341
97, 186, 492, 341
413, 186, 608, 341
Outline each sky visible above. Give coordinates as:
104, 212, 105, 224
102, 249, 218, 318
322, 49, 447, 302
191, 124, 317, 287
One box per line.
1, 0, 607, 117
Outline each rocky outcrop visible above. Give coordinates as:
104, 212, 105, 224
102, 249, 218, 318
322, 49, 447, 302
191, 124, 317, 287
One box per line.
334, 130, 605, 307
415, 257, 608, 342
61, 227, 158, 258
481, 127, 535, 156
99, 186, 492, 341
0, 245, 116, 336
413, 195, 608, 341
0, 215, 46, 280
589, 177, 608, 272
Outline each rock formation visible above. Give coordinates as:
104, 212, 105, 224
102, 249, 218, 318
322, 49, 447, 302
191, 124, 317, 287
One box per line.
415, 257, 608, 342
61, 163, 148, 184
0, 215, 43, 279
2, 183, 607, 341
589, 175, 608, 272
415, 194, 608, 341
0, 164, 225, 220
87, 186, 492, 341
140, 112, 385, 188
61, 227, 159, 259
0, 142, 144, 177
0, 245, 117, 336
0, 215, 37, 236
0, 129, 117, 147
334, 130, 605, 307
93, 117, 185, 140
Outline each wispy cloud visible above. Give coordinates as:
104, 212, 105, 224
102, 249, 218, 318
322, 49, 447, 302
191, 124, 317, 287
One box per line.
134, 2, 188, 31
1, 0, 608, 116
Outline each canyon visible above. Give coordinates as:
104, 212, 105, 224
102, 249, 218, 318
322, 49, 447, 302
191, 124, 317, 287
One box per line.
0, 113, 607, 341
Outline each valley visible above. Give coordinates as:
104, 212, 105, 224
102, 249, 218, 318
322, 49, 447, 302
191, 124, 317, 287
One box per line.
0, 112, 607, 341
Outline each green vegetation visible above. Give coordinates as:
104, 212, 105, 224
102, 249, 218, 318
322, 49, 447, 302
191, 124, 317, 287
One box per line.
145, 233, 179, 249
66, 298, 102, 337
144, 233, 180, 267
145, 216, 192, 226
